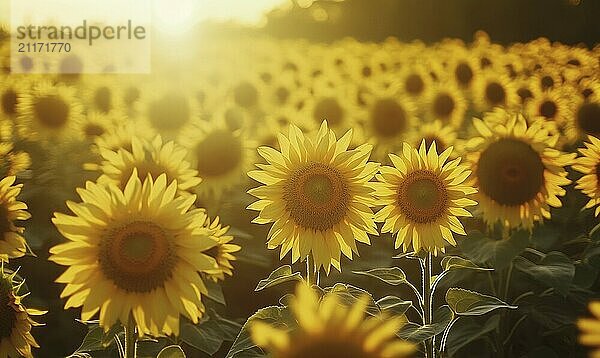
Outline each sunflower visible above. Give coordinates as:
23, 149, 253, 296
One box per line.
247, 122, 379, 273
374, 141, 476, 254
532, 67, 562, 92
360, 85, 418, 161
0, 176, 31, 260
16, 81, 83, 142
0, 79, 26, 121
301, 82, 357, 136
409, 118, 459, 152
96, 135, 201, 193
465, 113, 574, 229
250, 283, 415, 358
141, 90, 199, 142
78, 112, 118, 141
0, 121, 30, 178
0, 265, 45, 358
425, 84, 467, 127
93, 121, 152, 154
514, 78, 536, 106
398, 65, 432, 102
525, 89, 573, 126
579, 301, 600, 358
184, 120, 255, 199
201, 215, 240, 282
49, 173, 220, 336
447, 55, 480, 91
564, 94, 600, 143
472, 71, 518, 112
230, 77, 264, 110
82, 79, 123, 115
573, 136, 600, 216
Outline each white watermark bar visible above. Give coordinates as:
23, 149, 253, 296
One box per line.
10, 0, 151, 74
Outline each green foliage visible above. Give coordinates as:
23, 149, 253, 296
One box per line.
157, 345, 186, 358
446, 288, 517, 316
459, 230, 531, 270
254, 265, 303, 291
514, 251, 575, 295
226, 306, 297, 358
352, 267, 408, 285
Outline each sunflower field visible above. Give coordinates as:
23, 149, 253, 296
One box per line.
0, 3, 600, 357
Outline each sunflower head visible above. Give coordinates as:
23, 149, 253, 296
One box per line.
16, 81, 83, 142
466, 112, 574, 229
184, 119, 255, 199
97, 135, 201, 193
375, 141, 477, 254
248, 121, 379, 273
573, 136, 600, 216
0, 265, 45, 358
579, 301, 600, 357
50, 173, 220, 337
202, 215, 240, 282
250, 282, 415, 358
0, 176, 31, 260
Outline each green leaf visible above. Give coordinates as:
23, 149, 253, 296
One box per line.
180, 319, 224, 355
71, 322, 122, 353
446, 315, 500, 356
352, 267, 407, 285
441, 256, 493, 272
255, 266, 302, 291
514, 251, 575, 294
446, 288, 517, 316
324, 283, 380, 316
459, 230, 530, 270
226, 306, 297, 358
157, 345, 186, 358
376, 296, 412, 315
397, 306, 453, 342
181, 310, 241, 355
204, 279, 226, 305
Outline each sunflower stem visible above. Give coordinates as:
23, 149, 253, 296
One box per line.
124, 315, 137, 358
306, 255, 317, 286
423, 253, 435, 358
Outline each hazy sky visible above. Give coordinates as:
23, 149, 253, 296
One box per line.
0, 0, 287, 28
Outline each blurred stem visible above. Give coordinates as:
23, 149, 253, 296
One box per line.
124, 315, 137, 358
423, 253, 435, 358
306, 255, 317, 286
502, 262, 514, 301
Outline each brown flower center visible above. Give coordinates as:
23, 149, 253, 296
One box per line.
33, 95, 70, 129
313, 98, 344, 127
233, 82, 259, 109
455, 62, 473, 87
517, 88, 533, 104
84, 124, 106, 138
577, 102, 600, 137
540, 100, 558, 119
148, 93, 190, 132
99, 221, 176, 293
283, 162, 350, 231
433, 93, 455, 118
283, 337, 378, 358
405, 74, 425, 96
94, 86, 112, 114
485, 82, 506, 106
1, 89, 17, 116
541, 75, 554, 90
477, 138, 544, 206
195, 130, 242, 177
397, 170, 449, 224
370, 99, 407, 138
